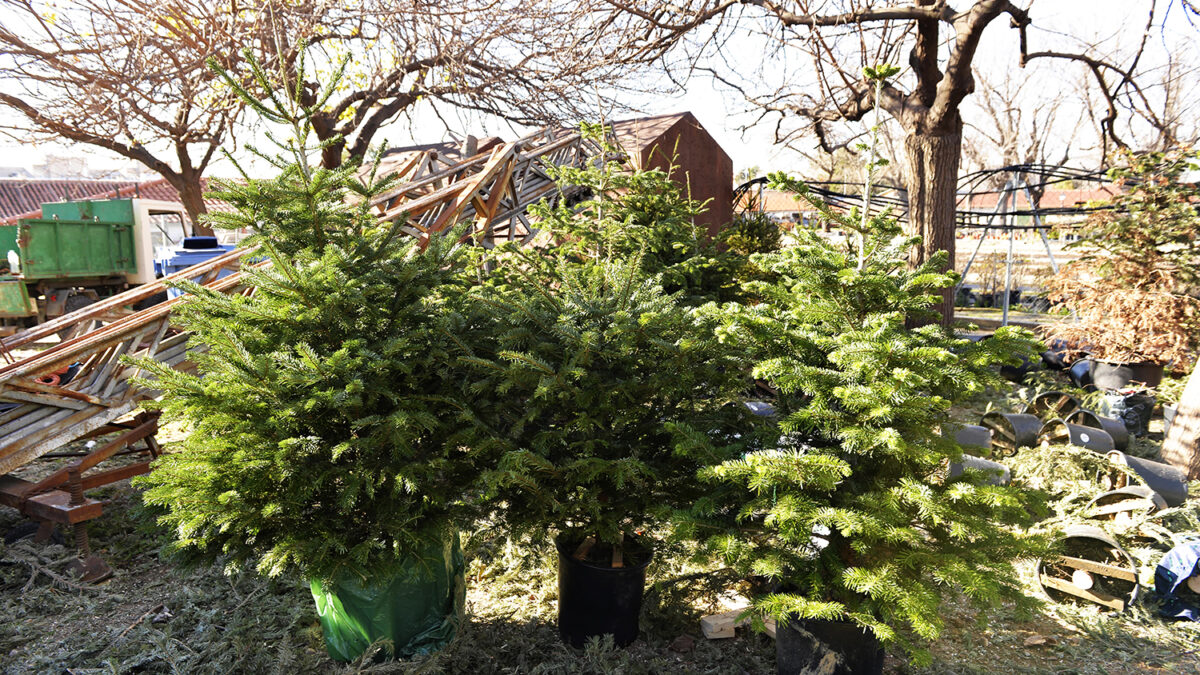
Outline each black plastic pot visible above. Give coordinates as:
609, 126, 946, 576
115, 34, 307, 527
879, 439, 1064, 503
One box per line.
1085, 485, 1168, 520
1041, 339, 1078, 371
1037, 524, 1139, 612
1107, 451, 1189, 508
1037, 418, 1115, 452
556, 537, 652, 648
1024, 391, 1081, 421
1065, 410, 1131, 452
776, 617, 884, 675
1092, 360, 1164, 391
980, 412, 1043, 456
1067, 358, 1095, 390
1000, 353, 1039, 383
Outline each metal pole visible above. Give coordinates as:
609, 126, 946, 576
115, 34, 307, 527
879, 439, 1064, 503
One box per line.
1002, 209, 1015, 326
1020, 181, 1061, 274
957, 178, 1014, 300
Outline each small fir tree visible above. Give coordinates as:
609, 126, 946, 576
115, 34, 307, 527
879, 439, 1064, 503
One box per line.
692, 176, 1045, 661
686, 67, 1045, 662
462, 247, 753, 563
134, 52, 485, 582
527, 123, 741, 305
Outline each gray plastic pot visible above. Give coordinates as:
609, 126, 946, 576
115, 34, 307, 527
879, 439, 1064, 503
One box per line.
948, 454, 1012, 486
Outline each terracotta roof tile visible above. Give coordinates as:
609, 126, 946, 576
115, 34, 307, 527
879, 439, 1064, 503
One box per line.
0, 177, 235, 225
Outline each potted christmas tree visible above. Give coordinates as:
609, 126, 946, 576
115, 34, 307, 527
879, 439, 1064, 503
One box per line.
135, 57, 483, 662
1046, 150, 1200, 391
463, 139, 754, 647
690, 174, 1045, 670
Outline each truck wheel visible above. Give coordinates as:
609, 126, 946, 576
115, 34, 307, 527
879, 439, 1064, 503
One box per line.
56, 293, 97, 341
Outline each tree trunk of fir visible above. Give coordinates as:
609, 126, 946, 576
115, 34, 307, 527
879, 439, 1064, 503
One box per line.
1161, 362, 1200, 479
903, 124, 961, 329
173, 173, 213, 237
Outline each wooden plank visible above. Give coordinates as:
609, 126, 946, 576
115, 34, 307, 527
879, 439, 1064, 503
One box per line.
0, 402, 36, 426
701, 609, 746, 639
1, 389, 89, 410
1058, 556, 1137, 582
427, 144, 518, 236
4, 379, 113, 407
0, 399, 138, 475
0, 246, 250, 351
1040, 575, 1126, 610
77, 459, 153, 491
0, 405, 57, 440
25, 417, 157, 494
1088, 499, 1158, 517
1162, 362, 1200, 479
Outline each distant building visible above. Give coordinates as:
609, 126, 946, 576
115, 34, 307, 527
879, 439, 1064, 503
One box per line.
0, 178, 142, 222
610, 112, 733, 239
737, 188, 817, 226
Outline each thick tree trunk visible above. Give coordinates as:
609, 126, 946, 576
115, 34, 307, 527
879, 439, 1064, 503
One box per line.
320, 137, 346, 170
174, 174, 213, 236
903, 122, 961, 328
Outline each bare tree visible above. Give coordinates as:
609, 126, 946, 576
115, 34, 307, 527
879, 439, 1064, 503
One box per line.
0, 0, 295, 229
605, 0, 1170, 324
236, 1, 645, 170
960, 68, 1075, 177
0, 0, 643, 226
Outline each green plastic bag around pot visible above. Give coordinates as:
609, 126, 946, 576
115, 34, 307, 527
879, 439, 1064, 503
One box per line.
309, 532, 465, 662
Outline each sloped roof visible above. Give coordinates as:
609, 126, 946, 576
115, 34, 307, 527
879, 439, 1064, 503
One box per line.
956, 186, 1121, 211
0, 177, 235, 225
740, 189, 814, 214
0, 178, 140, 221
608, 112, 731, 168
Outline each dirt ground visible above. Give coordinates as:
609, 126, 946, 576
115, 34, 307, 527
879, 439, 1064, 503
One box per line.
3, 474, 1199, 675
2, 341, 1200, 673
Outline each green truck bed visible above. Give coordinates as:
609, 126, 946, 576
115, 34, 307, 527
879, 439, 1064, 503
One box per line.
0, 199, 139, 318
16, 200, 137, 280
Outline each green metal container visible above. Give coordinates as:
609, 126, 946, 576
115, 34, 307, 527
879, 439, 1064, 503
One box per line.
0, 276, 34, 317
16, 200, 137, 280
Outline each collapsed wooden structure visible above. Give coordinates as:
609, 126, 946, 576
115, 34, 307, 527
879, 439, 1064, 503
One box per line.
0, 127, 600, 578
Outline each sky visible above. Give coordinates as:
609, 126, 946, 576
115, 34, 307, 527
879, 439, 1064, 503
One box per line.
0, 1, 1195, 181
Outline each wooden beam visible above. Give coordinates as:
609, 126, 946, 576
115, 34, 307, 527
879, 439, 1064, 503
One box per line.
1040, 575, 1126, 611
1057, 556, 1137, 583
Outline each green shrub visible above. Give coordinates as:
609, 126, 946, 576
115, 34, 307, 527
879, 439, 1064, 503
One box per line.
135, 59, 486, 582
690, 174, 1046, 662
527, 123, 739, 305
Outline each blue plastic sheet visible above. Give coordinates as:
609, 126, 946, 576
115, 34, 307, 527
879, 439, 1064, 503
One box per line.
1153, 540, 1200, 621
